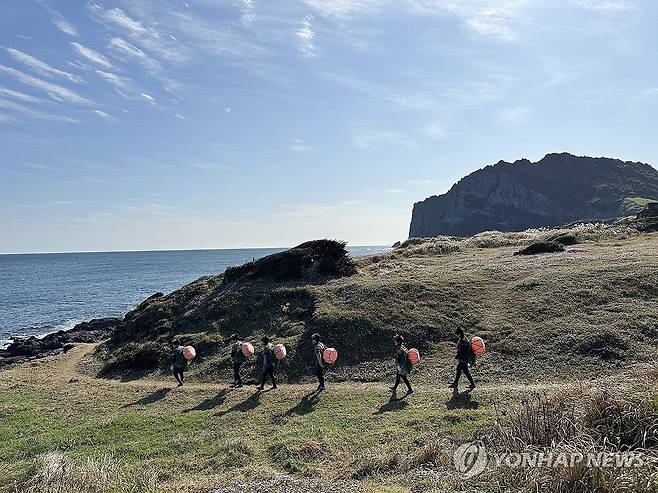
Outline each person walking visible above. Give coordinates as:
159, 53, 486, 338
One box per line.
449, 328, 476, 390
390, 334, 413, 396
310, 333, 326, 392
228, 333, 246, 387
256, 336, 277, 391
172, 344, 189, 387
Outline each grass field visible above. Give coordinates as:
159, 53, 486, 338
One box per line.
1, 223, 657, 492
1, 344, 655, 492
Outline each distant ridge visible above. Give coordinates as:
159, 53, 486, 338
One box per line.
409, 153, 658, 237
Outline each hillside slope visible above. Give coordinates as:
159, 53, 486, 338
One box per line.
93, 221, 658, 385
409, 153, 658, 237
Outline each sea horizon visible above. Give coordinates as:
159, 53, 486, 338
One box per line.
0, 243, 391, 256
1, 245, 389, 347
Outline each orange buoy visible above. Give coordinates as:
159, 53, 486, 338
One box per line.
182, 346, 196, 360
274, 343, 287, 360
323, 347, 338, 365
471, 336, 485, 356
408, 348, 420, 365
241, 342, 254, 359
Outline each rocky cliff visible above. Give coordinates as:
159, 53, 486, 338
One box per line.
409, 153, 658, 237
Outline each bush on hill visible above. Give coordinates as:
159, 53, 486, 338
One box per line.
223, 239, 356, 283
514, 241, 565, 256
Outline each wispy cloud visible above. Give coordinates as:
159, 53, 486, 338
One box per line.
0, 86, 47, 104
304, 0, 384, 19
322, 72, 436, 111
636, 87, 658, 100
93, 109, 116, 121
6, 48, 84, 84
498, 105, 530, 124
422, 119, 449, 140
71, 42, 113, 68
95, 70, 131, 92
0, 98, 78, 123
0, 65, 91, 104
88, 4, 188, 63
384, 188, 405, 193
297, 16, 317, 57
108, 37, 161, 72
0, 113, 16, 124
36, 0, 79, 37
288, 138, 312, 152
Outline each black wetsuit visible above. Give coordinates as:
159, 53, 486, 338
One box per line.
453, 337, 475, 387
258, 343, 277, 389
231, 341, 246, 386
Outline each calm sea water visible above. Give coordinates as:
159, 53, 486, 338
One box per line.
0, 246, 387, 346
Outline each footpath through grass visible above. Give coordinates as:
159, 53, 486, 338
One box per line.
0, 345, 535, 492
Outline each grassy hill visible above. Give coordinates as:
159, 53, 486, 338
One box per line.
94, 220, 657, 386
1, 219, 656, 492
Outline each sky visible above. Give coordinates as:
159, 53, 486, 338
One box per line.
1, 0, 657, 253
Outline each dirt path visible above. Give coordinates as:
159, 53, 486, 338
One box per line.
4, 343, 590, 397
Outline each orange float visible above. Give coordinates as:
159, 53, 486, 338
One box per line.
274, 343, 287, 360
323, 347, 338, 365
182, 346, 196, 360
471, 336, 486, 356
407, 348, 420, 365
241, 342, 254, 359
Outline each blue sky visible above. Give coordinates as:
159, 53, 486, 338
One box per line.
1, 0, 657, 253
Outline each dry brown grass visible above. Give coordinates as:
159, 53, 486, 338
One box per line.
17, 451, 158, 493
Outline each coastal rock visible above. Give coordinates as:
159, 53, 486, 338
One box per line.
0, 317, 122, 367
409, 153, 658, 237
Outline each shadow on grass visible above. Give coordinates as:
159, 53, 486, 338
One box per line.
124, 387, 171, 407
446, 388, 479, 409
374, 397, 410, 414
214, 389, 267, 417
183, 388, 232, 413
284, 391, 321, 417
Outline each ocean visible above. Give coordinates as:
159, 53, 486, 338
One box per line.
0, 246, 387, 347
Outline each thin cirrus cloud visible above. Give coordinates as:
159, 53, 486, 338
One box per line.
498, 106, 530, 124
108, 37, 161, 72
304, 0, 530, 41
93, 110, 116, 122
0, 86, 47, 104
87, 4, 188, 64
0, 65, 91, 104
5, 48, 84, 84
71, 42, 113, 69
288, 138, 312, 153
297, 16, 317, 57
0, 97, 78, 123
95, 70, 130, 90
94, 70, 155, 103
36, 0, 79, 37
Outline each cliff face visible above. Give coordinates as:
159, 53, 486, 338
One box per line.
409, 153, 658, 237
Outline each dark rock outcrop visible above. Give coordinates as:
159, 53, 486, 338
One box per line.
638, 202, 658, 218
409, 153, 658, 237
0, 317, 122, 367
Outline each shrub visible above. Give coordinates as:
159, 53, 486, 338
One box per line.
100, 341, 169, 375
224, 239, 356, 283
514, 241, 565, 256
548, 233, 579, 246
